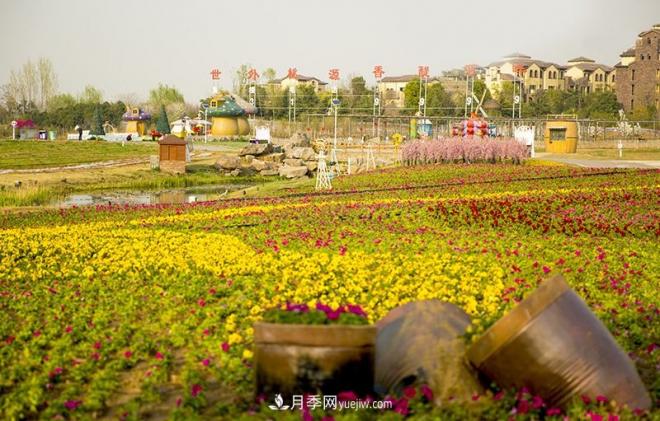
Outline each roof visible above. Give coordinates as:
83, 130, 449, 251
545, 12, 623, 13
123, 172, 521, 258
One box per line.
158, 135, 187, 145
567, 56, 595, 63
568, 62, 613, 72
380, 75, 419, 83
638, 26, 660, 37
486, 58, 566, 70
503, 52, 531, 59
620, 48, 636, 57
273, 74, 328, 85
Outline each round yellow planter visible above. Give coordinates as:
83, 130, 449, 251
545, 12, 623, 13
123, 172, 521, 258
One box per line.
544, 120, 578, 153
211, 117, 239, 137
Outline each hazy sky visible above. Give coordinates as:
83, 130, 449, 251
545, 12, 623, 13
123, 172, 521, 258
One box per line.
1, 0, 658, 103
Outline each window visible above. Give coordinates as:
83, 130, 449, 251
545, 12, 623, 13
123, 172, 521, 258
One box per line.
631, 99, 634, 109
632, 69, 635, 80
632, 84, 635, 95
612, 74, 615, 82
210, 101, 217, 107
549, 128, 567, 141
640, 55, 644, 60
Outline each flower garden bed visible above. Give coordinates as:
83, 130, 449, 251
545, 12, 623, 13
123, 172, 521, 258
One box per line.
0, 164, 657, 420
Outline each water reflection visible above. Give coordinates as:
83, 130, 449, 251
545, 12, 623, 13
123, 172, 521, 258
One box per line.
53, 184, 247, 208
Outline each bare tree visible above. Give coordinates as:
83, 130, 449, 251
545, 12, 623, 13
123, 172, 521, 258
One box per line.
2, 57, 58, 112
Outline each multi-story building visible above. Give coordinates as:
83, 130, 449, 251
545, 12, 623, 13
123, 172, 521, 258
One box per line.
615, 24, 660, 118
484, 53, 567, 98
564, 57, 615, 93
270, 74, 328, 93
378, 75, 467, 108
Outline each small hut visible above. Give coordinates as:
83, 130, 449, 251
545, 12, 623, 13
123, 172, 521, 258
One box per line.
158, 135, 188, 174
122, 107, 152, 136
206, 93, 253, 137
544, 117, 578, 153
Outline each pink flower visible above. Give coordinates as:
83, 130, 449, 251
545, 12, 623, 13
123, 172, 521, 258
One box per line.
65, 325, 73, 333
176, 397, 182, 407
420, 384, 434, 402
517, 399, 529, 414
339, 245, 347, 256
302, 408, 313, 421
64, 400, 82, 410
221, 342, 230, 352
337, 391, 357, 401
154, 351, 164, 360
394, 398, 409, 416
202, 358, 210, 367
208, 288, 217, 295
198, 298, 206, 307
588, 413, 603, 421
93, 341, 102, 350
532, 395, 544, 409
124, 350, 133, 359
493, 390, 505, 401
543, 266, 551, 274
596, 395, 608, 404
191, 384, 202, 397
91, 352, 100, 361
608, 415, 619, 421
33, 330, 41, 337
471, 393, 480, 401
347, 304, 367, 318
546, 407, 561, 416
581, 395, 592, 404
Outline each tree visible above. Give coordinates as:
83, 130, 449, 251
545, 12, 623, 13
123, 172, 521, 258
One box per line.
233, 64, 250, 97
3, 57, 58, 112
90, 106, 104, 135
148, 84, 184, 110
262, 68, 276, 82
156, 104, 171, 134
347, 76, 373, 113
47, 93, 76, 111
79, 85, 103, 104
404, 79, 454, 116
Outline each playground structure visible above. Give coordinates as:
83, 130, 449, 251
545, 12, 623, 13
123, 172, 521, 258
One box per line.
122, 107, 151, 136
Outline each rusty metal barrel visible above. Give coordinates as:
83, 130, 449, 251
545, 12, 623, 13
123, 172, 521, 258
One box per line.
467, 275, 651, 410
254, 322, 376, 399
375, 300, 483, 403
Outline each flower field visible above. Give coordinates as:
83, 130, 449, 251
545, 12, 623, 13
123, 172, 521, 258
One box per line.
0, 164, 658, 420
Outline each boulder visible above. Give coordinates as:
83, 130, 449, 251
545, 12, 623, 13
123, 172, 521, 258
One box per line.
262, 153, 285, 163
251, 159, 267, 171
230, 168, 241, 177
278, 166, 308, 178
241, 155, 255, 166
283, 158, 304, 167
289, 132, 310, 147
292, 147, 316, 160
238, 143, 273, 157
214, 156, 241, 170
305, 161, 318, 172
260, 169, 280, 176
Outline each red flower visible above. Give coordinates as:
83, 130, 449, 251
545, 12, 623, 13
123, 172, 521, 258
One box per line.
337, 391, 357, 401
471, 393, 480, 401
198, 298, 206, 307
221, 342, 230, 352
191, 384, 202, 397
65, 325, 73, 333
596, 395, 608, 404
201, 358, 210, 367
403, 386, 416, 399
394, 398, 409, 416
154, 351, 164, 360
542, 266, 551, 274
413, 385, 432, 401
493, 390, 505, 401
93, 341, 102, 350
124, 350, 133, 359
5, 336, 15, 345
516, 399, 529, 414
532, 395, 544, 409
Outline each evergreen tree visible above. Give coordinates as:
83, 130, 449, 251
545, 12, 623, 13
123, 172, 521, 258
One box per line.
156, 104, 170, 134
90, 106, 104, 135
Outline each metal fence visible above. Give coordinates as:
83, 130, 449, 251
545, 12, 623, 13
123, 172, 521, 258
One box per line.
249, 115, 660, 144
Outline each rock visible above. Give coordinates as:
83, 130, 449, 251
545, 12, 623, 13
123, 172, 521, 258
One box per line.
305, 161, 318, 172
262, 153, 285, 163
238, 143, 273, 157
292, 147, 316, 160
375, 300, 483, 404
215, 156, 241, 170
251, 159, 267, 171
283, 146, 295, 159
283, 158, 304, 167
230, 169, 241, 176
278, 166, 308, 178
241, 155, 255, 166
289, 132, 310, 147
260, 169, 280, 176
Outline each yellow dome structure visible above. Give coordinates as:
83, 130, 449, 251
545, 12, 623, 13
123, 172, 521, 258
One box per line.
205, 93, 253, 137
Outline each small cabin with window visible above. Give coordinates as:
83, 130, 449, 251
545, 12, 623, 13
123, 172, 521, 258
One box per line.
158, 135, 188, 174
544, 118, 578, 153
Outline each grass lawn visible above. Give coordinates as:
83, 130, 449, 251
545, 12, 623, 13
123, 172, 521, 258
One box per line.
0, 140, 157, 170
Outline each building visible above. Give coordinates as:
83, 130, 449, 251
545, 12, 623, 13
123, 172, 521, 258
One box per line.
615, 24, 660, 118
271, 74, 328, 93
564, 57, 615, 94
485, 53, 567, 98
378, 75, 467, 108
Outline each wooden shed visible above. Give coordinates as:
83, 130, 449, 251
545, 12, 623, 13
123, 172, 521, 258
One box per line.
158, 135, 188, 174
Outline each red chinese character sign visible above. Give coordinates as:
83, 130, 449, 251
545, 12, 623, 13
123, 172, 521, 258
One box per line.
418, 65, 429, 79
464, 64, 477, 77
210, 68, 221, 80
328, 68, 340, 81
247, 68, 259, 81
287, 68, 298, 80
373, 65, 384, 80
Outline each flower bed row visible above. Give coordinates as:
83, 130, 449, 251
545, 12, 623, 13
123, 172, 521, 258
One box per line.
401, 137, 529, 164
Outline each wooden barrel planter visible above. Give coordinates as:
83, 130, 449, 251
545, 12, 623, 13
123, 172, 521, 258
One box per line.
254, 322, 376, 398
467, 275, 651, 410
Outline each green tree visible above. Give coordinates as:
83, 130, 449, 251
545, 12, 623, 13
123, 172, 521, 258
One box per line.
347, 76, 373, 114
148, 84, 184, 110
156, 104, 171, 134
79, 85, 103, 104
404, 79, 454, 116
90, 106, 104, 135
580, 91, 620, 119
47, 93, 76, 111
262, 68, 276, 82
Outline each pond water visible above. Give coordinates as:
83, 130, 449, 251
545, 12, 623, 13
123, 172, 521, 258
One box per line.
52, 184, 248, 208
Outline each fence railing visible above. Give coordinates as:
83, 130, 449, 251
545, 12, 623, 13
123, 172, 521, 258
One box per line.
247, 115, 660, 143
